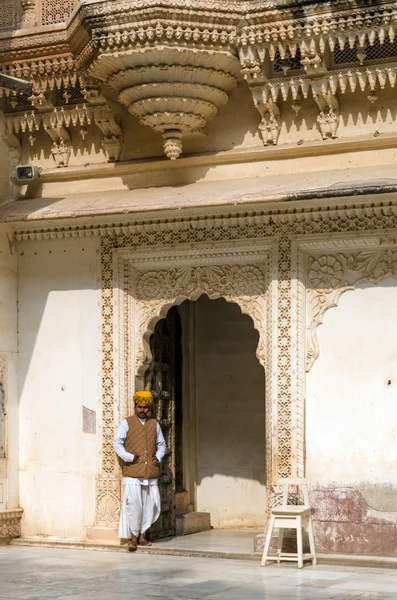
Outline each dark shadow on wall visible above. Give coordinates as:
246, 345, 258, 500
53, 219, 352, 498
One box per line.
145, 295, 266, 491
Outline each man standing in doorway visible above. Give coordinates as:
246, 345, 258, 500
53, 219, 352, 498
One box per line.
113, 391, 166, 552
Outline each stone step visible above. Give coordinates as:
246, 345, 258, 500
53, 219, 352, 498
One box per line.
176, 512, 211, 536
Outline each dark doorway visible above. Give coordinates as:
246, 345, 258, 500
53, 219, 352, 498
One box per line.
144, 296, 266, 538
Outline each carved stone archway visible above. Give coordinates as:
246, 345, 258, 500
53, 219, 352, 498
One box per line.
94, 239, 277, 532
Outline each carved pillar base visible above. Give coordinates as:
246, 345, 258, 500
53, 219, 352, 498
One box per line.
0, 508, 23, 544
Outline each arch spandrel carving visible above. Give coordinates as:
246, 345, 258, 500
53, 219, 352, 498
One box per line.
303, 242, 397, 372
134, 264, 268, 378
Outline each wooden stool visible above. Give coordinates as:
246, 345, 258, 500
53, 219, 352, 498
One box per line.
261, 478, 317, 569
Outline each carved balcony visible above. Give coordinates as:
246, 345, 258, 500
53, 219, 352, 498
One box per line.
1, 0, 397, 168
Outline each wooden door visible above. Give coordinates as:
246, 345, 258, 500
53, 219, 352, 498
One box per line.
144, 306, 182, 538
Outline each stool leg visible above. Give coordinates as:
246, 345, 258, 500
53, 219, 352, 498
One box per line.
307, 516, 317, 566
261, 514, 276, 567
296, 516, 303, 569
276, 527, 284, 561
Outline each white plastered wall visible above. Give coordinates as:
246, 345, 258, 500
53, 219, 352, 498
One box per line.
306, 278, 397, 509
17, 236, 100, 539
194, 296, 266, 528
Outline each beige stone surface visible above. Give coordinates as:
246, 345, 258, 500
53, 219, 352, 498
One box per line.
1, 163, 397, 225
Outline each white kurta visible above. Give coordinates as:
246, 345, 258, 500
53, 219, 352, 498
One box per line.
113, 418, 166, 538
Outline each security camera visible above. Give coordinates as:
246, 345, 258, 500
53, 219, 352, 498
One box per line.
11, 165, 42, 185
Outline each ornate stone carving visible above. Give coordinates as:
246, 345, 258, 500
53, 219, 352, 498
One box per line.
0, 509, 23, 540
16, 196, 397, 529
0, 57, 79, 97
135, 263, 267, 368
96, 238, 274, 529
92, 106, 123, 162
41, 0, 76, 26
312, 88, 340, 141
276, 225, 294, 478
88, 48, 239, 160
0, 1, 21, 33
0, 113, 22, 200
21, 0, 37, 27
1, 0, 397, 156
306, 246, 397, 372
0, 100, 122, 167
94, 477, 121, 527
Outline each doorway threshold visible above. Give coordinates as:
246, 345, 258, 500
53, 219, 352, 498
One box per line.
143, 529, 261, 560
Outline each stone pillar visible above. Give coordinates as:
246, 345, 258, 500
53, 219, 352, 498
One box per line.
21, 0, 37, 27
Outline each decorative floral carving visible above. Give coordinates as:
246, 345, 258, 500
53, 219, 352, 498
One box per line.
306, 247, 397, 372
308, 256, 344, 290
94, 477, 121, 527
98, 241, 273, 529
137, 264, 265, 301
135, 264, 267, 371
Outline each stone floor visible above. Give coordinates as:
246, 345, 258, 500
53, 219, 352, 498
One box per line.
1, 545, 397, 600
152, 529, 260, 556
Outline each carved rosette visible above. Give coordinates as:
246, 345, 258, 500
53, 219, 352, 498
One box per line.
88, 48, 239, 159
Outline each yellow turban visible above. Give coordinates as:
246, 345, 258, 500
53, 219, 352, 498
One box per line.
133, 391, 154, 405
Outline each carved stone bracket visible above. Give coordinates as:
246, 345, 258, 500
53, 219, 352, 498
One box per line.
251, 87, 281, 147
0, 99, 122, 167
42, 110, 72, 168
306, 246, 397, 371
92, 106, 123, 162
312, 86, 340, 140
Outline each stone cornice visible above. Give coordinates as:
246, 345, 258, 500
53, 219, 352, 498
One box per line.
1, 1, 394, 64
11, 200, 397, 242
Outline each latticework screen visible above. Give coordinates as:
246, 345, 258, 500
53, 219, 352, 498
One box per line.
333, 39, 397, 67
41, 0, 77, 26
0, 0, 21, 32
272, 49, 303, 75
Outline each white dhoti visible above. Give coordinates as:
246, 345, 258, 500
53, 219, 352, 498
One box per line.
118, 482, 161, 539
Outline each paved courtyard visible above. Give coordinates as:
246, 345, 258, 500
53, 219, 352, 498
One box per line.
1, 545, 397, 600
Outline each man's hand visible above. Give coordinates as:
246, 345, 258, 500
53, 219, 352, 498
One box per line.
132, 454, 140, 464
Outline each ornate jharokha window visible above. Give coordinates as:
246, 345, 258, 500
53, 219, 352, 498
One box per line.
41, 0, 77, 26
0, 0, 21, 32
0, 0, 78, 31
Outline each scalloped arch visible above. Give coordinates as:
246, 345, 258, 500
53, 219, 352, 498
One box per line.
136, 291, 266, 381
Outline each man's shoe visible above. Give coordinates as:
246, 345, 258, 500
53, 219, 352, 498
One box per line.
139, 534, 152, 546
127, 534, 138, 552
